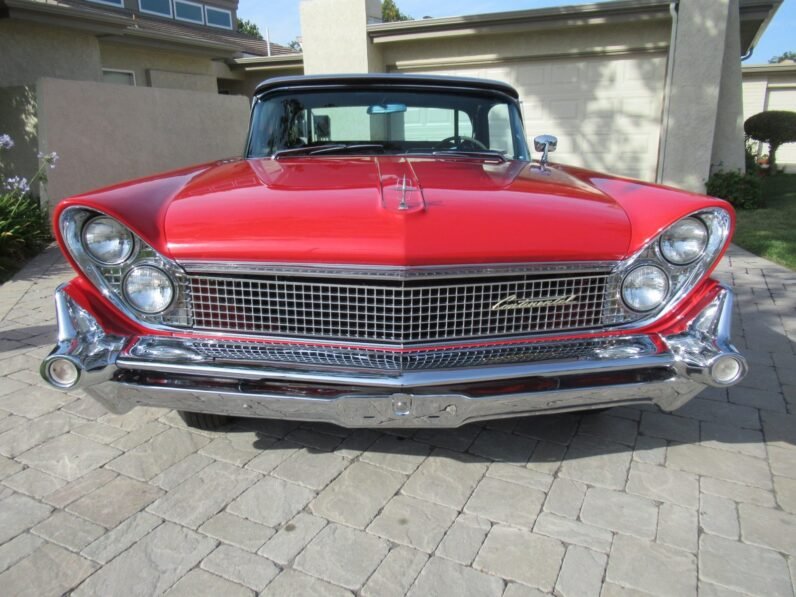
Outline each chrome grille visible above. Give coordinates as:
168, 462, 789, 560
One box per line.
187, 337, 656, 371
182, 267, 617, 344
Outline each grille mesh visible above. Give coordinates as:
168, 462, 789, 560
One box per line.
185, 271, 613, 344
190, 337, 654, 371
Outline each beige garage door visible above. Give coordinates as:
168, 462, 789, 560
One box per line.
414, 53, 667, 181
767, 87, 796, 167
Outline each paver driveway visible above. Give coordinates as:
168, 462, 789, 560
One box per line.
0, 245, 795, 596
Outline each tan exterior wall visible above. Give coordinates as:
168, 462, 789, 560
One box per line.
710, 0, 745, 175
659, 0, 739, 191
99, 42, 218, 91
300, 0, 383, 74
0, 20, 102, 87
36, 78, 250, 205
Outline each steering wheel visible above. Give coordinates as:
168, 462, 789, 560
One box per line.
434, 135, 489, 151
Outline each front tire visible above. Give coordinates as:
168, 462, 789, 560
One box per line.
178, 410, 229, 430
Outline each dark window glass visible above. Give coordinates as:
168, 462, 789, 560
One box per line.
175, 0, 203, 23
139, 0, 171, 16
206, 6, 232, 28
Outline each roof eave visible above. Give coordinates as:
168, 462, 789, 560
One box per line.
367, 0, 672, 43
3, 0, 130, 33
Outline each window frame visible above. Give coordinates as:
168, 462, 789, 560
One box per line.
138, 0, 174, 18
173, 0, 205, 24
204, 5, 233, 29
101, 68, 137, 87
86, 0, 124, 7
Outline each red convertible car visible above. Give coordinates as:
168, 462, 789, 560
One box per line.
41, 74, 747, 429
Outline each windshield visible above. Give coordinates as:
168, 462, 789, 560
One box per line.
246, 88, 530, 160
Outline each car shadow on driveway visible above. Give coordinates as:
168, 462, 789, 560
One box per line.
214, 399, 793, 469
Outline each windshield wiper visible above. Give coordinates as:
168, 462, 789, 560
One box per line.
272, 143, 384, 159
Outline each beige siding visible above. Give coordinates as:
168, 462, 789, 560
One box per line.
380, 19, 669, 182
766, 87, 796, 166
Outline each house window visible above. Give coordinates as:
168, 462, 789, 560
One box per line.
139, 0, 173, 17
205, 5, 232, 29
174, 0, 204, 24
102, 69, 136, 86
87, 0, 124, 7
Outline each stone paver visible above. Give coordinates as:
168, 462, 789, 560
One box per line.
0, 245, 793, 596
294, 523, 389, 590
606, 534, 697, 597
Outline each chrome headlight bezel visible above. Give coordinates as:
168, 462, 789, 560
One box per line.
59, 207, 191, 329
608, 207, 732, 327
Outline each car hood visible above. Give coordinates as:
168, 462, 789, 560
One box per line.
153, 156, 632, 264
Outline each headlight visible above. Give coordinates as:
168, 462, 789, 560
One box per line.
660, 217, 708, 265
622, 265, 669, 312
82, 216, 134, 265
123, 266, 174, 314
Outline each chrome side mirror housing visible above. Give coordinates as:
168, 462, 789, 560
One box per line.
533, 134, 558, 170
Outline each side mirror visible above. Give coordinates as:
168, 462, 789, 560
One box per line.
533, 134, 558, 169
534, 134, 557, 153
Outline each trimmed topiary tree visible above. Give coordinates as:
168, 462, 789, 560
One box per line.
744, 110, 796, 174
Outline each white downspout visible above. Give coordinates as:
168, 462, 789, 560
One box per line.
656, 1, 679, 183
266, 27, 271, 56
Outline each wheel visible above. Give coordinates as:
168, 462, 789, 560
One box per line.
178, 410, 229, 430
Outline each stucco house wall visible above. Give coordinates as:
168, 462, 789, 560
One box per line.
36, 78, 250, 205
0, 20, 103, 87
98, 43, 220, 91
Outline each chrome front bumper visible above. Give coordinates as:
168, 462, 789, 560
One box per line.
41, 284, 747, 427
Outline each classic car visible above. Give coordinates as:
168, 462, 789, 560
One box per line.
41, 74, 747, 430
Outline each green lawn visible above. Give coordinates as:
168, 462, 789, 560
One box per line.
734, 174, 796, 270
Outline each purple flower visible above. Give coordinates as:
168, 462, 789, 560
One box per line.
37, 151, 59, 168
3, 176, 30, 194
0, 134, 13, 151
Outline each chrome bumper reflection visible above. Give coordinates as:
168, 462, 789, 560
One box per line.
41, 284, 747, 427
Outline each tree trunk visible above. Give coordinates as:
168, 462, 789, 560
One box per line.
769, 142, 779, 174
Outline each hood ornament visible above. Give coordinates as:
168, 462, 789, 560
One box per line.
491, 293, 577, 310
381, 174, 425, 213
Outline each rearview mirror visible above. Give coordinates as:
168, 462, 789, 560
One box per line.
367, 103, 408, 115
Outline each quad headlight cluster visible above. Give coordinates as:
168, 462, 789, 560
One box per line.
60, 208, 188, 324
618, 208, 731, 317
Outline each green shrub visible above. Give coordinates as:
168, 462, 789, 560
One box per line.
0, 134, 56, 281
705, 170, 764, 210
744, 110, 796, 174
0, 191, 51, 278
745, 140, 760, 175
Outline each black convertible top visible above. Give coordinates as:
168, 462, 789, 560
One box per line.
253, 73, 520, 100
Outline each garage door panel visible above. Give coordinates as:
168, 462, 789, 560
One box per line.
766, 88, 796, 167
416, 54, 665, 181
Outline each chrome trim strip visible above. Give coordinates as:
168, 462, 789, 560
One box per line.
178, 260, 619, 279
115, 353, 676, 388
